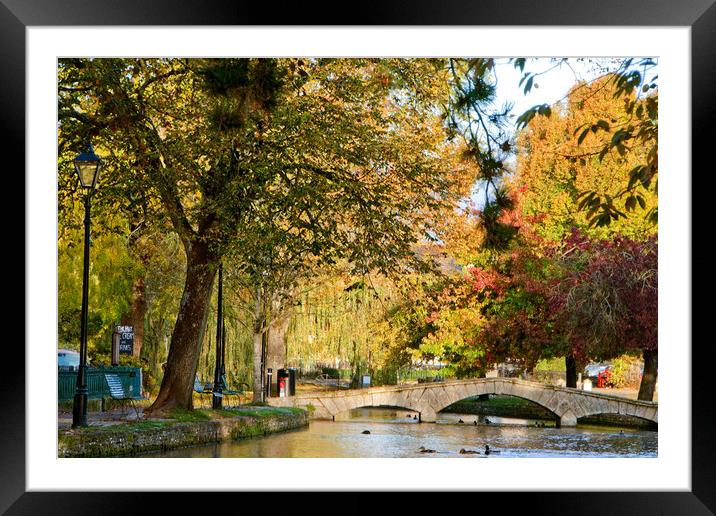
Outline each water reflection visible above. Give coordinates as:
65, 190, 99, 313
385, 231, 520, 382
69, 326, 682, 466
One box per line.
140, 407, 657, 458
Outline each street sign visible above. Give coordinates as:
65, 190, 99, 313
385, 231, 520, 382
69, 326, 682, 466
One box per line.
117, 325, 134, 355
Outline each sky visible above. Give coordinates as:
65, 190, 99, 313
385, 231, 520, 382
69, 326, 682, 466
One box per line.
468, 58, 625, 208
494, 58, 611, 131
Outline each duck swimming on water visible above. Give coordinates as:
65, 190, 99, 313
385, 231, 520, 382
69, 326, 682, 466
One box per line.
418, 446, 437, 453
459, 448, 480, 454
458, 419, 464, 424
484, 445, 501, 455
361, 430, 371, 434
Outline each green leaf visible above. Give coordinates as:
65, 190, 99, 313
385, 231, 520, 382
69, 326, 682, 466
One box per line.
577, 128, 590, 145
524, 76, 534, 94
596, 120, 610, 131
627, 166, 643, 190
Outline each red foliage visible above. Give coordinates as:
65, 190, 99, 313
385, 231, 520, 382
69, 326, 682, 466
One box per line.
546, 231, 657, 360
467, 266, 505, 295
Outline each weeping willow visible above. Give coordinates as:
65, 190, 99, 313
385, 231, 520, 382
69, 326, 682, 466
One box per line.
286, 275, 400, 381
196, 284, 255, 386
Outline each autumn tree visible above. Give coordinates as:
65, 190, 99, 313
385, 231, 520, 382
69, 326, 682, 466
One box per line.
514, 75, 657, 241
544, 231, 658, 400
58, 58, 465, 414
515, 58, 658, 226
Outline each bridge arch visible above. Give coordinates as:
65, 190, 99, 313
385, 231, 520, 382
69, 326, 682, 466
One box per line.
576, 412, 658, 430
330, 385, 560, 424
419, 379, 571, 425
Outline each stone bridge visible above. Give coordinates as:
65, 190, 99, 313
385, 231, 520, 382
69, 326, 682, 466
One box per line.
268, 377, 658, 427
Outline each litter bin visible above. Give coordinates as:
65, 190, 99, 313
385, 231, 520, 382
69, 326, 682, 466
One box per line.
277, 368, 290, 398
288, 368, 296, 396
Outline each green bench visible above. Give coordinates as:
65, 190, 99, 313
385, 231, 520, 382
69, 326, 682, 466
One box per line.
104, 373, 148, 419
220, 374, 249, 407
194, 375, 248, 408
58, 366, 144, 408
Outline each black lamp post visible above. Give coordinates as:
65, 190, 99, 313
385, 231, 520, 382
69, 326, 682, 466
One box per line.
212, 262, 224, 409
71, 143, 103, 428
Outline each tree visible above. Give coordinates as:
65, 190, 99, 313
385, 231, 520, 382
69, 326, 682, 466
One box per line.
445, 58, 519, 250
58, 228, 138, 357
545, 231, 658, 400
508, 74, 657, 387
380, 59, 659, 391
515, 58, 658, 226
58, 58, 465, 414
514, 75, 657, 240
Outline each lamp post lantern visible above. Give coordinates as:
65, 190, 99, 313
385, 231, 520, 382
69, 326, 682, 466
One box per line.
71, 143, 103, 428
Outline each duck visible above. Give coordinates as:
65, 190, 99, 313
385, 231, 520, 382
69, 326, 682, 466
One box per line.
484, 444, 501, 455
413, 415, 418, 420
459, 448, 480, 454
473, 420, 478, 426
418, 446, 436, 453
361, 430, 371, 434
485, 418, 492, 425
458, 419, 464, 424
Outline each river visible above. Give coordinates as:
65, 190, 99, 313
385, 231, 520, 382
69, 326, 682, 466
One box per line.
140, 407, 657, 458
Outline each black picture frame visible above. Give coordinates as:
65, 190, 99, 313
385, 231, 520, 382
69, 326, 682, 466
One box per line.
5, 0, 712, 513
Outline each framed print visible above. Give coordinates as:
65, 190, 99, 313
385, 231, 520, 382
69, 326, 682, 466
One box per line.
5, 0, 713, 513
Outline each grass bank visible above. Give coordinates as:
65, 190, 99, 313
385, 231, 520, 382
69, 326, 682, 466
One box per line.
58, 406, 308, 458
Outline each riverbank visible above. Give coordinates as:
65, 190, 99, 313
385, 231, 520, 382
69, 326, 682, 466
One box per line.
58, 406, 308, 457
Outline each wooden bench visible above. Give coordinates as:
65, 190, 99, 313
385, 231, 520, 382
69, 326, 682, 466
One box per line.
104, 373, 147, 419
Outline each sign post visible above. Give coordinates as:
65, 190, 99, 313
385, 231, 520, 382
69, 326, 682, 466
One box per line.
111, 332, 120, 366
115, 325, 134, 359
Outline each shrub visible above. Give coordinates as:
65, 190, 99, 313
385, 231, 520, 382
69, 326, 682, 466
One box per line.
609, 355, 643, 388
534, 357, 566, 372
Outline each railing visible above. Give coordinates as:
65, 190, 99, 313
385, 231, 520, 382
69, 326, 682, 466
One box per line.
58, 366, 143, 402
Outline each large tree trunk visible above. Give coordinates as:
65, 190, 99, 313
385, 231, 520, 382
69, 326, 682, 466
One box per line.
252, 330, 264, 402
565, 355, 578, 388
145, 241, 218, 416
252, 289, 265, 403
637, 349, 658, 401
266, 311, 291, 376
121, 275, 147, 359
